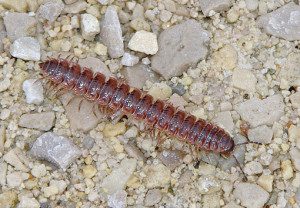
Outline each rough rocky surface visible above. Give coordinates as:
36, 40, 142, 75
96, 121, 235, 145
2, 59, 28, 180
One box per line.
60, 93, 104, 132
144, 189, 162, 206
232, 69, 257, 92
37, 0, 64, 22
3, 148, 29, 172
100, 6, 124, 58
235, 94, 285, 127
143, 164, 171, 188
30, 132, 81, 170
258, 3, 300, 41
78, 57, 112, 78
101, 158, 137, 194
151, 19, 210, 79
199, 0, 232, 16
248, 125, 273, 144
121, 52, 139, 67
63, 0, 87, 14
290, 92, 300, 109
3, 12, 37, 41
10, 37, 41, 61
212, 111, 234, 133
212, 44, 238, 70
233, 183, 270, 208
22, 79, 44, 105
81, 13, 100, 41
121, 63, 158, 89
19, 112, 55, 131
128, 30, 158, 55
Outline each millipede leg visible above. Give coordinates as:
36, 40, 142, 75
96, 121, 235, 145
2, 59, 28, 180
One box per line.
78, 99, 84, 111
55, 88, 69, 97
156, 132, 166, 145
233, 154, 247, 181
110, 110, 124, 124
45, 83, 58, 97
33, 77, 44, 85
66, 96, 77, 106
92, 104, 97, 118
71, 56, 79, 63
49, 84, 65, 98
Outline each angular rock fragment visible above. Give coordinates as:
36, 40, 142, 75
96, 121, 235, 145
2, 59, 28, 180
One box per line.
257, 3, 300, 41
30, 132, 81, 170
213, 45, 237, 70
144, 189, 162, 206
81, 13, 100, 41
22, 79, 44, 105
151, 20, 210, 79
290, 148, 300, 171
232, 69, 257, 92
121, 52, 139, 67
107, 190, 127, 208
100, 6, 124, 58
60, 93, 104, 132
235, 94, 284, 127
143, 164, 171, 188
101, 158, 137, 194
199, 0, 232, 16
233, 183, 269, 208
37, 0, 65, 22
3, 12, 36, 40
158, 150, 185, 170
63, 0, 87, 14
212, 111, 234, 133
247, 125, 273, 144
19, 112, 55, 131
128, 30, 158, 55
0, 0, 27, 12
10, 37, 41, 61
17, 196, 39, 208
78, 57, 112, 78
290, 92, 300, 109
3, 148, 29, 172
121, 64, 159, 89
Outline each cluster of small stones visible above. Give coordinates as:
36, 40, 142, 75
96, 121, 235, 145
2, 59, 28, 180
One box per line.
0, 0, 300, 207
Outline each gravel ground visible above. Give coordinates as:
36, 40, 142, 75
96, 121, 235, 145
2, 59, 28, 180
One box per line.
0, 0, 300, 208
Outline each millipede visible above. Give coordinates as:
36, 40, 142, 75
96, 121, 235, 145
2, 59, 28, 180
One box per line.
39, 58, 235, 158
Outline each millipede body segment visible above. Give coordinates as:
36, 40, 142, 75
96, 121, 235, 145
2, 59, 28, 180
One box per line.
39, 59, 235, 156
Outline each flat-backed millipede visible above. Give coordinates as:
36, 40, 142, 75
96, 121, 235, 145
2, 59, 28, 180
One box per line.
39, 58, 235, 157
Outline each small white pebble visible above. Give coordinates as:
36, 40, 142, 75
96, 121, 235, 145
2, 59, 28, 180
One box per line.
94, 43, 108, 56
121, 52, 139, 67
81, 13, 100, 40
17, 196, 39, 208
142, 57, 151, 65
22, 79, 44, 105
128, 30, 158, 55
31, 164, 47, 178
281, 160, 293, 180
245, 0, 259, 11
160, 10, 172, 22
0, 109, 11, 120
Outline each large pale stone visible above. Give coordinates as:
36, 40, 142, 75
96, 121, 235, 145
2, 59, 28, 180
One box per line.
235, 94, 284, 127
257, 3, 300, 41
100, 6, 124, 58
151, 20, 210, 79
